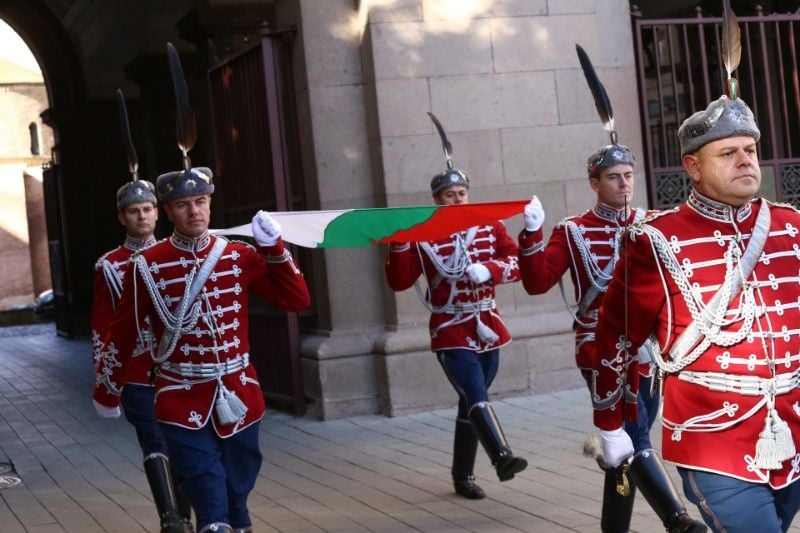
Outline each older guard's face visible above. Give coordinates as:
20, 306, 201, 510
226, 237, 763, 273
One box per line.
683, 136, 761, 206
164, 194, 211, 237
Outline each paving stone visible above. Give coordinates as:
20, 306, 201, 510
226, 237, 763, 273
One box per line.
0, 327, 796, 532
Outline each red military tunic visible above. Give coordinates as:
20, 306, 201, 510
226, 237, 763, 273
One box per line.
593, 190, 800, 487
518, 203, 650, 371
386, 221, 519, 352
90, 235, 156, 385
93, 231, 310, 437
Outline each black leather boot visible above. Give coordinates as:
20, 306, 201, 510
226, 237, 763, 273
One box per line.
468, 402, 528, 481
454, 475, 485, 500
629, 449, 708, 533
452, 418, 485, 499
144, 454, 195, 533
600, 468, 636, 532
175, 483, 193, 531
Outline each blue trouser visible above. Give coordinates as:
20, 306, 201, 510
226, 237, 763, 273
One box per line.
437, 348, 500, 481
582, 370, 659, 452
437, 348, 500, 419
121, 383, 170, 456
678, 468, 800, 532
160, 421, 262, 530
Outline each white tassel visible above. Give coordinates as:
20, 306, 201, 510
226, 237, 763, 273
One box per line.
754, 416, 781, 470
771, 410, 796, 462
224, 387, 248, 420
215, 393, 237, 425
476, 316, 499, 345
215, 384, 247, 425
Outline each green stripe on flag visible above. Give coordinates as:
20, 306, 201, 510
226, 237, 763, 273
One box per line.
319, 206, 439, 247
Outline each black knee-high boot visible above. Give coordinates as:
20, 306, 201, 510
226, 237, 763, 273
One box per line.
452, 418, 485, 499
175, 482, 193, 529
600, 467, 636, 532
628, 450, 707, 533
143, 454, 195, 533
468, 402, 528, 481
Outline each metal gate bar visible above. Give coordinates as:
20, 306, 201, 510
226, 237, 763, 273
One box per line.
632, 6, 800, 208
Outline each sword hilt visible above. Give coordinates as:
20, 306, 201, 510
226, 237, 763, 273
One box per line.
615, 463, 631, 496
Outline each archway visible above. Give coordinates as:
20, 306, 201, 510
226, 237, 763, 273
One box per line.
0, 19, 52, 324
0, 0, 84, 335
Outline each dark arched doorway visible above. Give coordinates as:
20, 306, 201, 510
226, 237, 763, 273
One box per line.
0, 1, 83, 336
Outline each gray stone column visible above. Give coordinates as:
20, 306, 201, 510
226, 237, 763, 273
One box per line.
282, 0, 646, 418
278, 0, 390, 419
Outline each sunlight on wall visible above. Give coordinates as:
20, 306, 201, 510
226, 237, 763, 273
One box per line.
0, 17, 45, 245
0, 20, 40, 74
0, 17, 42, 243
354, 0, 393, 40
354, 0, 499, 38
0, 18, 48, 308
425, 0, 489, 24
0, 164, 29, 243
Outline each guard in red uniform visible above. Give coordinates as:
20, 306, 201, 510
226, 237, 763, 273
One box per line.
90, 90, 192, 533
93, 45, 311, 533
519, 149, 703, 533
518, 46, 704, 533
592, 13, 800, 531
385, 113, 527, 500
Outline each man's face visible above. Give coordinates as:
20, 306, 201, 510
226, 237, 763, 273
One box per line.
434, 185, 469, 206
683, 135, 761, 206
163, 194, 211, 237
118, 201, 158, 239
589, 164, 635, 210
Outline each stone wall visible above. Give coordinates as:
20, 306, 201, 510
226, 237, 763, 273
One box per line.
0, 83, 53, 312
282, 0, 647, 419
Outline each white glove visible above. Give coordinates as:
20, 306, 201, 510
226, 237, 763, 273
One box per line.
524, 195, 545, 232
600, 427, 634, 467
466, 263, 492, 284
93, 399, 121, 419
252, 210, 282, 247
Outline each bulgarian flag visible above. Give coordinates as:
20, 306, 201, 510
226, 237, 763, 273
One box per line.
213, 200, 527, 248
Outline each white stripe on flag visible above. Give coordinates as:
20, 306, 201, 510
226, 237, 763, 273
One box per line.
211, 210, 349, 248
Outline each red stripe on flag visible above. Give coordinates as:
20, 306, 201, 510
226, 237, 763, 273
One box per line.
379, 200, 528, 244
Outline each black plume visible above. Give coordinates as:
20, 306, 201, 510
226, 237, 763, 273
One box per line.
166, 42, 197, 169
576, 44, 616, 144
116, 88, 139, 180
427, 112, 453, 169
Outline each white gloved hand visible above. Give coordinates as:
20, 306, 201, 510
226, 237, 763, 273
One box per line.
252, 210, 282, 247
93, 399, 121, 419
465, 263, 492, 284
600, 427, 634, 468
524, 195, 545, 232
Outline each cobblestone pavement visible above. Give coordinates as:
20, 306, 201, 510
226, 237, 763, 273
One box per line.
0, 323, 779, 532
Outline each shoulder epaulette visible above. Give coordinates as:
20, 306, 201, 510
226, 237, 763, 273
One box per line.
766, 199, 800, 213
94, 247, 119, 270
636, 206, 680, 227
555, 213, 581, 229
94, 255, 110, 271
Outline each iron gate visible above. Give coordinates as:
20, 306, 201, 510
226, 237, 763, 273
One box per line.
632, 6, 800, 208
41, 162, 72, 338
207, 30, 309, 414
